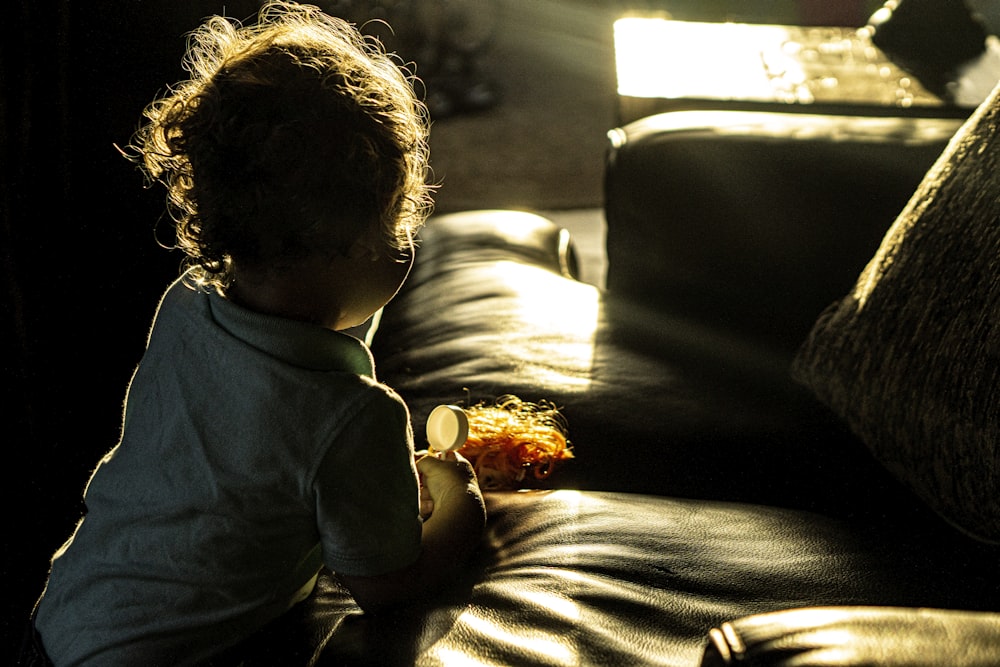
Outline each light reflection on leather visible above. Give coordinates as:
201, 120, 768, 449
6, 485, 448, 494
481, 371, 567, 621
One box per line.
489, 261, 599, 391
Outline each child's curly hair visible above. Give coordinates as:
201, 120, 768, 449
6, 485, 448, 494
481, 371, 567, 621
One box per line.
134, 1, 433, 290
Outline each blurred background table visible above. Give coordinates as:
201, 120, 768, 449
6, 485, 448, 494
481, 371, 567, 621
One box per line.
614, 18, 972, 125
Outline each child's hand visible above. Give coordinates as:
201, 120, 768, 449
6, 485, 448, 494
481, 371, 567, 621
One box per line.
419, 475, 435, 520
415, 451, 436, 519
416, 451, 480, 516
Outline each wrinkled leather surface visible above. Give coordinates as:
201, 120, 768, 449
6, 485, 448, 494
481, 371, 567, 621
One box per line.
218, 491, 998, 667
702, 606, 1000, 666
605, 111, 965, 353
374, 212, 934, 520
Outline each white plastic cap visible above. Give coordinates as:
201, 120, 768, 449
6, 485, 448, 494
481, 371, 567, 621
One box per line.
426, 404, 470, 453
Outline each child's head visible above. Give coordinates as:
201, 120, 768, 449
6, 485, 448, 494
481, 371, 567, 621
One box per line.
135, 1, 433, 291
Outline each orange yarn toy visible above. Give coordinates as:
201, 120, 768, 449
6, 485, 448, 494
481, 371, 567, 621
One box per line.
426, 395, 573, 490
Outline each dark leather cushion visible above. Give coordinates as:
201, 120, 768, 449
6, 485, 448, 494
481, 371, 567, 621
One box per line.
374, 210, 933, 519
212, 491, 999, 666
604, 110, 963, 353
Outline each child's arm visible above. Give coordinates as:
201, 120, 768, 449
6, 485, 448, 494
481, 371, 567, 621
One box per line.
337, 453, 486, 612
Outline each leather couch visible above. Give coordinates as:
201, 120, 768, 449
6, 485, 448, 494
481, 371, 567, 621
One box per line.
214, 99, 1000, 665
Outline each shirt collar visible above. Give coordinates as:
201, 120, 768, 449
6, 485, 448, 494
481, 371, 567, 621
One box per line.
206, 288, 375, 378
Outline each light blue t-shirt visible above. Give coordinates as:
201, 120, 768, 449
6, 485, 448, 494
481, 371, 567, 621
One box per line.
36, 276, 423, 666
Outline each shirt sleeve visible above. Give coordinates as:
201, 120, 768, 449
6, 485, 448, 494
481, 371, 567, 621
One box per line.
313, 383, 423, 577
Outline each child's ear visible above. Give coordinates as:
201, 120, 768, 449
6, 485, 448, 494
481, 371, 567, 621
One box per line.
345, 237, 382, 262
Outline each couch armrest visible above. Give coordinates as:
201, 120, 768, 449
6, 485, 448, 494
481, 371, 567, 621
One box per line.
412, 209, 579, 282
701, 606, 1000, 666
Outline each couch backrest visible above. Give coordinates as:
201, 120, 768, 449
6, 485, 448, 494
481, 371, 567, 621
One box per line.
604, 109, 964, 354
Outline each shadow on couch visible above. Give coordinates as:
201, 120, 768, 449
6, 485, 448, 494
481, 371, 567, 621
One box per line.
373, 212, 921, 520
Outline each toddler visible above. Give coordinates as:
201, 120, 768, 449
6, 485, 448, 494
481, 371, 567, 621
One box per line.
28, 3, 485, 664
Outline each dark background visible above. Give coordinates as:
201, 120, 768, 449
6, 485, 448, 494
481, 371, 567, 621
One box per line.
3, 1, 265, 651
2, 0, 878, 656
